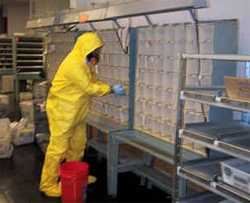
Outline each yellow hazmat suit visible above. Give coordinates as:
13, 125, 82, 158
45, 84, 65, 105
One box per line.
40, 32, 111, 197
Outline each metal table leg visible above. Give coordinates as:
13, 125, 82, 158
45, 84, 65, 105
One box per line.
107, 133, 119, 197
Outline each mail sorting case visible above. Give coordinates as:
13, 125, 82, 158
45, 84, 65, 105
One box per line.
89, 30, 129, 125
134, 20, 238, 155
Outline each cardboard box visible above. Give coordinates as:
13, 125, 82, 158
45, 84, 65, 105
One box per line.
0, 94, 13, 105
20, 100, 34, 122
0, 144, 13, 159
225, 76, 250, 102
13, 127, 34, 146
0, 75, 14, 93
11, 118, 35, 146
20, 92, 33, 101
0, 118, 11, 140
0, 118, 11, 157
0, 136, 11, 152
33, 81, 49, 99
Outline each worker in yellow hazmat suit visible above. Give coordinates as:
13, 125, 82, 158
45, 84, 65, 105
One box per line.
40, 32, 125, 197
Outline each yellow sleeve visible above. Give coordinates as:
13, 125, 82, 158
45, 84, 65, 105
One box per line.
65, 63, 111, 97
86, 80, 111, 97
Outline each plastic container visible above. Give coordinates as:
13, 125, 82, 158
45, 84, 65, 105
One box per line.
0, 144, 13, 159
60, 161, 89, 203
221, 159, 250, 194
13, 127, 35, 146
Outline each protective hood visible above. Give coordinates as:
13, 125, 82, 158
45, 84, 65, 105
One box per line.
71, 32, 104, 59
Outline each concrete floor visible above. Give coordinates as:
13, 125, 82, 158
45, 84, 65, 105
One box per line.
0, 144, 171, 203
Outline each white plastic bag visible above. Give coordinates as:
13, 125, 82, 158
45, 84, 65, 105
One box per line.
10, 118, 35, 146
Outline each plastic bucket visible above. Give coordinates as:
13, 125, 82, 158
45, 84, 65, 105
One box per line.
60, 161, 89, 203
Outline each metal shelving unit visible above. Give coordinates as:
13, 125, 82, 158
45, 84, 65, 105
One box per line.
14, 35, 45, 74
108, 129, 202, 197
0, 37, 16, 119
0, 38, 13, 69
0, 35, 47, 118
174, 54, 250, 203
13, 35, 47, 119
179, 193, 224, 203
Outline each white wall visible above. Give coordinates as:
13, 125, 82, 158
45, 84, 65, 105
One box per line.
145, 0, 250, 55
7, 2, 29, 34
199, 0, 250, 55
77, 0, 250, 55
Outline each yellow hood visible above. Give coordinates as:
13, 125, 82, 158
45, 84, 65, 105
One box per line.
71, 32, 104, 59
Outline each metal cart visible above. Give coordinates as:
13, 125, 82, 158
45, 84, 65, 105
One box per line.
174, 54, 250, 203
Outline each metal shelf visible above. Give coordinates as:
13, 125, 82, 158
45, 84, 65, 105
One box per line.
0, 48, 12, 51
87, 137, 107, 156
86, 112, 127, 134
16, 42, 43, 46
17, 54, 43, 57
181, 90, 250, 113
88, 136, 144, 171
182, 122, 250, 162
16, 66, 44, 69
15, 36, 43, 42
133, 166, 173, 194
178, 159, 250, 203
17, 45, 43, 49
183, 54, 250, 62
113, 130, 202, 165
16, 47, 43, 52
0, 63, 12, 66
0, 39, 12, 43
0, 69, 15, 75
0, 60, 12, 63
26, 0, 207, 29
17, 60, 43, 63
0, 57, 12, 60
179, 193, 224, 203
0, 43, 12, 46
16, 72, 43, 80
0, 53, 12, 56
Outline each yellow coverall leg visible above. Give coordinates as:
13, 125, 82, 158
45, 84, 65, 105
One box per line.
40, 117, 73, 197
66, 123, 86, 162
65, 123, 97, 184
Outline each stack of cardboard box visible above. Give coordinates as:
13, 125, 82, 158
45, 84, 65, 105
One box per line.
33, 81, 50, 153
0, 118, 13, 158
10, 90, 35, 146
0, 76, 15, 119
0, 75, 14, 94
10, 118, 35, 146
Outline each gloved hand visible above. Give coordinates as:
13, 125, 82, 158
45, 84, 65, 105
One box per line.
112, 84, 126, 96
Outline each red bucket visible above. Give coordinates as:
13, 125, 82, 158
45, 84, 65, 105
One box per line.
60, 161, 89, 203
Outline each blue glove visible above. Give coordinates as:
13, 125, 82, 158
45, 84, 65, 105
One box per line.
112, 84, 125, 96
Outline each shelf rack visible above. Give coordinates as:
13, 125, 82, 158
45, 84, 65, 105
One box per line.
0, 35, 47, 119
174, 54, 250, 203
0, 37, 13, 69
13, 34, 46, 76
13, 34, 47, 119
26, 0, 207, 29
